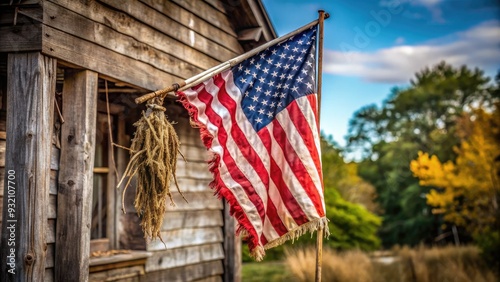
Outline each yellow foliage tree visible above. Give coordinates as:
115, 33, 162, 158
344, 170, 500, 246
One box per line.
410, 107, 500, 236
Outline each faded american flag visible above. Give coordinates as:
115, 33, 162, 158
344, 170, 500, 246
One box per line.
177, 26, 328, 261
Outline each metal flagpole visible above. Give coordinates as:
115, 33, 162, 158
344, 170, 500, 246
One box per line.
135, 18, 320, 104
315, 9, 328, 282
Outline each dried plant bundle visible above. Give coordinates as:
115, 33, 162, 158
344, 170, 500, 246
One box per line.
118, 97, 185, 243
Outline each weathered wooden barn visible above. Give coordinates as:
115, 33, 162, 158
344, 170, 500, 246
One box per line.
0, 0, 276, 281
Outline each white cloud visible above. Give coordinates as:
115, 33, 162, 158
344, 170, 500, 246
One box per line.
381, 0, 444, 22
324, 21, 500, 84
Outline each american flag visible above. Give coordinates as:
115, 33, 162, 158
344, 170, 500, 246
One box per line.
177, 26, 327, 261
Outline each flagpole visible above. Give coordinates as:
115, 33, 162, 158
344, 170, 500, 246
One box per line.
315, 9, 328, 282
135, 19, 320, 104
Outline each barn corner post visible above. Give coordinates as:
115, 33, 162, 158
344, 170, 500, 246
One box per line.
0, 52, 57, 281
55, 69, 98, 282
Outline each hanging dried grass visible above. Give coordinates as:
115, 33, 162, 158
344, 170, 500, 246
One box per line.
117, 97, 186, 243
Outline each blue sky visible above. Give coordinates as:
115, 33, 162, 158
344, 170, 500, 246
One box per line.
261, 0, 500, 147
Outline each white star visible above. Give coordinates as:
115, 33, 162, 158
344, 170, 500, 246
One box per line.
301, 49, 307, 54
255, 63, 261, 69
263, 67, 269, 74
292, 65, 299, 71
301, 69, 308, 75
279, 74, 286, 79
260, 53, 266, 59
273, 92, 279, 98
255, 117, 263, 124
284, 44, 290, 50
270, 101, 276, 107
248, 104, 256, 111
297, 57, 303, 62
277, 101, 283, 107
255, 86, 262, 92
239, 77, 247, 83
252, 95, 259, 102
284, 64, 290, 70
288, 54, 295, 60
306, 82, 313, 89
264, 90, 271, 96
298, 40, 303, 45
279, 53, 286, 59
244, 68, 251, 75
268, 80, 275, 87
283, 84, 289, 90
274, 62, 282, 68
266, 58, 273, 64
277, 83, 282, 89
287, 74, 293, 80
267, 111, 273, 118
307, 40, 312, 45
271, 71, 278, 77
261, 100, 268, 106
258, 108, 265, 115
272, 49, 277, 55
250, 58, 255, 64
244, 91, 250, 96
252, 72, 258, 78
238, 65, 243, 71
291, 86, 299, 93
292, 47, 299, 52
249, 80, 254, 86
297, 77, 304, 83
259, 77, 265, 83
306, 61, 313, 67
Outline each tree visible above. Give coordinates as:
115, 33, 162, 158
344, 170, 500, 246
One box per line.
346, 62, 498, 247
410, 105, 500, 250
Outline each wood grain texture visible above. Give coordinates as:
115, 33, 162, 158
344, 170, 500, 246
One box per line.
140, 260, 223, 282
55, 69, 98, 282
41, 25, 182, 92
224, 202, 242, 282
147, 227, 224, 251
162, 210, 223, 231
50, 0, 220, 70
98, 0, 239, 63
0, 52, 56, 282
139, 0, 241, 51
146, 242, 224, 272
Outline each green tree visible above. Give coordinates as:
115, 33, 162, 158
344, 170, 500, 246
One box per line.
347, 62, 498, 247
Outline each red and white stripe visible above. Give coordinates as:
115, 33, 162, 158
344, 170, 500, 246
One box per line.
178, 70, 325, 255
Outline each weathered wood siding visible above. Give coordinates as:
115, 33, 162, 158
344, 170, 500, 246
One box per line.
0, 0, 246, 91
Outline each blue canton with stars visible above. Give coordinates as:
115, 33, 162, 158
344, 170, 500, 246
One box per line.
233, 27, 317, 132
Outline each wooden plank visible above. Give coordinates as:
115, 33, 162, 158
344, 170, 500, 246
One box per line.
147, 227, 224, 251
0, 140, 7, 167
47, 195, 57, 219
49, 170, 57, 195
146, 242, 224, 272
44, 268, 54, 282
139, 0, 242, 52
204, 0, 230, 14
0, 168, 4, 196
98, 0, 239, 62
175, 160, 211, 179
41, 25, 182, 92
45, 243, 54, 268
0, 52, 56, 282
224, 202, 242, 282
0, 23, 42, 52
90, 265, 144, 282
141, 260, 223, 282
196, 276, 223, 282
123, 191, 222, 214
162, 210, 223, 231
51, 0, 220, 71
55, 69, 98, 282
174, 177, 211, 193
35, 1, 204, 80
178, 144, 208, 162
50, 146, 59, 170
46, 219, 56, 244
